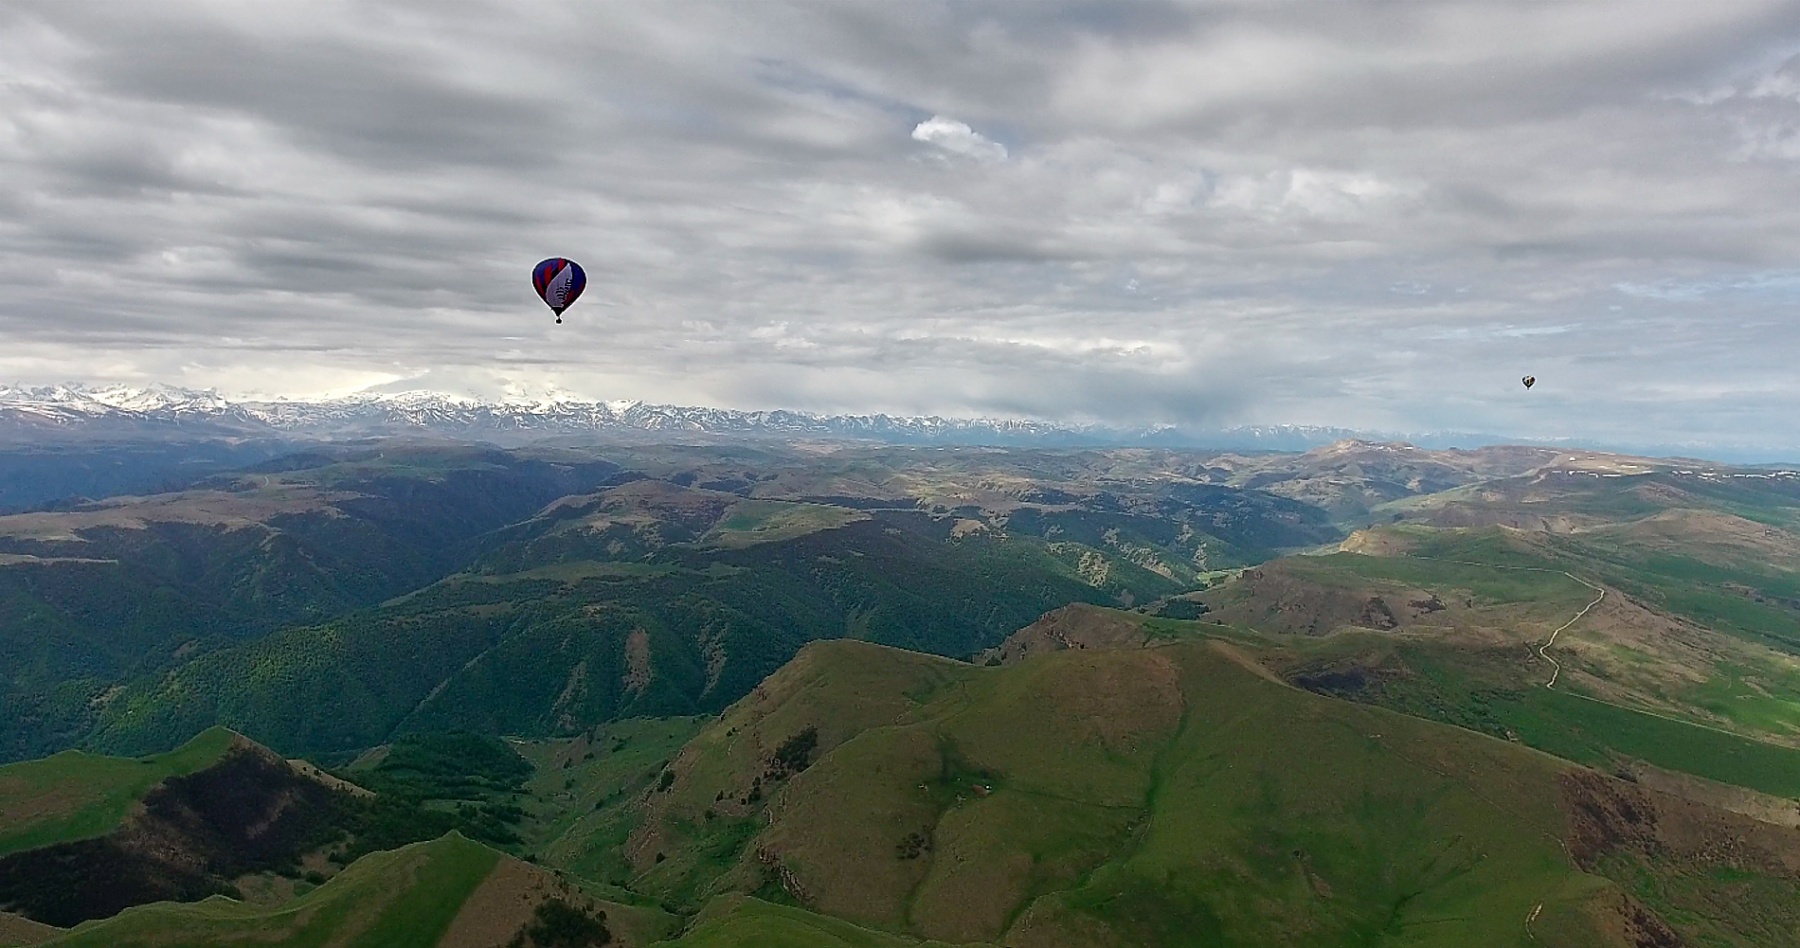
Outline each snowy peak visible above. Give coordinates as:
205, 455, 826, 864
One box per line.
0, 382, 1361, 449
0, 383, 232, 416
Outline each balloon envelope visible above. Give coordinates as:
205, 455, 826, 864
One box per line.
1521, 375, 1536, 389
532, 258, 587, 316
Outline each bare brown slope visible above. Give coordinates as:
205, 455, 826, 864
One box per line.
1563, 769, 1800, 946
979, 602, 1151, 665
442, 855, 671, 948
1212, 440, 1567, 518
1199, 559, 1459, 637
0, 911, 58, 947
0, 484, 359, 543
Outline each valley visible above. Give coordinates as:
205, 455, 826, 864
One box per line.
0, 436, 1797, 945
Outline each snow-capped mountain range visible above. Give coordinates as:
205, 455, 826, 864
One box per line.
0, 383, 1368, 450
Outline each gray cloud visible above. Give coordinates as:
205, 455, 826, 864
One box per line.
3, 1, 1800, 453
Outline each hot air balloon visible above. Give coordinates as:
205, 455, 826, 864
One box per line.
532, 258, 587, 324
1521, 375, 1536, 389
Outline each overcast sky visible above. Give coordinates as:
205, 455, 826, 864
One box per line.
5, 1, 1800, 451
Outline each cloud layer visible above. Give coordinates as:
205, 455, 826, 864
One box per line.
4, 1, 1800, 452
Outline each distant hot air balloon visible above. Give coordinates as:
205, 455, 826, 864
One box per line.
1521, 375, 1536, 389
532, 258, 586, 324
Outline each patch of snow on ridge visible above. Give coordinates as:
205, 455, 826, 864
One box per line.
0, 382, 1510, 453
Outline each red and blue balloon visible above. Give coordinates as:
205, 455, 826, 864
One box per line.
531, 258, 586, 324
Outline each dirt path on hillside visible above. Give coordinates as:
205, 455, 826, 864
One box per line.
1539, 575, 1605, 688
1206, 639, 1288, 685
1395, 554, 1800, 755
1399, 555, 1602, 689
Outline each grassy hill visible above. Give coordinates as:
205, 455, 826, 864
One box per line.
656, 896, 985, 947
0, 728, 385, 927
0, 726, 571, 933
0, 726, 238, 858
1192, 460, 1800, 750
4, 622, 1798, 945
524, 637, 1800, 947
510, 716, 709, 885
37, 832, 664, 948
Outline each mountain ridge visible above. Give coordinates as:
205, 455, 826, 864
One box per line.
9, 381, 1792, 461
0, 382, 1487, 452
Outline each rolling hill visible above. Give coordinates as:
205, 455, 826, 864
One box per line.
0, 441, 1340, 760
36, 832, 670, 948
529, 635, 1800, 947
0, 727, 363, 928
0, 725, 665, 945
6, 582, 1800, 943
1, 435, 1798, 944
1220, 464, 1800, 754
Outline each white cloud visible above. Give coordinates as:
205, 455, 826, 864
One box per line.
910, 115, 1008, 161
3, 2, 1800, 451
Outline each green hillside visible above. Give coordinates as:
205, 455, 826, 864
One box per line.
656, 895, 986, 947
1208, 518, 1800, 752
0, 441, 1355, 761
43, 833, 500, 948
6, 631, 1800, 946
1380, 468, 1800, 664
0, 726, 236, 857
0, 447, 627, 762
8, 441, 1800, 945
537, 638, 1800, 947
39, 830, 668, 948
1286, 631, 1800, 800
82, 506, 1186, 758
0, 727, 574, 931
512, 716, 709, 883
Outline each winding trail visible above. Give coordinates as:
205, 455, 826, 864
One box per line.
1399, 555, 1797, 744
1538, 575, 1605, 688
1402, 556, 1602, 689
